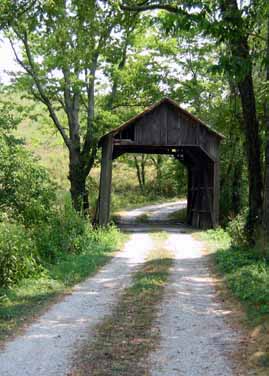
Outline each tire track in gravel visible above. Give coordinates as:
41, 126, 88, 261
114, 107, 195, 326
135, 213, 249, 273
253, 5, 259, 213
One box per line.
0, 201, 244, 376
149, 231, 242, 376
0, 233, 153, 376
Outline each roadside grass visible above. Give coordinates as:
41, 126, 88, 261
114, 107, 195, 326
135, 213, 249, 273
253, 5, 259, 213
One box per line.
199, 227, 269, 372
199, 228, 269, 323
0, 228, 126, 343
151, 231, 169, 240
168, 207, 187, 223
135, 213, 150, 223
70, 242, 173, 376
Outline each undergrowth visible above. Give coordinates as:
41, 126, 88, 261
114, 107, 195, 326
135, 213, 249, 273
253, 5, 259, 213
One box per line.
200, 227, 269, 323
0, 225, 124, 342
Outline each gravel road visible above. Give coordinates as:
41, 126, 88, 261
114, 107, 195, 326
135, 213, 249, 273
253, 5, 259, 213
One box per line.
115, 199, 187, 225
149, 232, 241, 376
0, 233, 153, 376
0, 201, 242, 375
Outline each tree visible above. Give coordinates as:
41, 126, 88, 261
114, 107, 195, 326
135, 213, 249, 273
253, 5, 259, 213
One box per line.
5, 1, 128, 213
262, 8, 269, 234
121, 0, 263, 239
218, 0, 263, 238
0, 0, 35, 28
134, 155, 147, 193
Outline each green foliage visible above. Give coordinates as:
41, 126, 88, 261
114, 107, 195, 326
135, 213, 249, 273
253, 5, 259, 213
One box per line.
227, 264, 269, 314
215, 246, 258, 274
0, 124, 56, 225
0, 103, 121, 291
49, 225, 122, 286
226, 210, 249, 247
0, 225, 123, 340
34, 198, 121, 264
33, 202, 86, 263
199, 227, 231, 248
204, 227, 269, 320
216, 246, 269, 315
0, 223, 40, 288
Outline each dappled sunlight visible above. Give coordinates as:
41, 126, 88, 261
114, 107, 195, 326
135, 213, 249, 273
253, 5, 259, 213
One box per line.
150, 231, 241, 376
116, 200, 187, 225
0, 232, 153, 376
0, 203, 241, 376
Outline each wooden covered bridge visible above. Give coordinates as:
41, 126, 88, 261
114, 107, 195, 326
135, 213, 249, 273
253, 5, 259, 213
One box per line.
96, 98, 224, 229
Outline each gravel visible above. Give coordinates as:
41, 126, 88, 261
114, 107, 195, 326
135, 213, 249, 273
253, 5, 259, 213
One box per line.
0, 233, 153, 376
149, 232, 241, 376
116, 200, 187, 224
0, 202, 242, 376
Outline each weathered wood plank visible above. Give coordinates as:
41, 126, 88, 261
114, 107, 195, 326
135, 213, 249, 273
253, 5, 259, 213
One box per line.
98, 98, 222, 230
213, 161, 220, 227
97, 135, 113, 226
204, 168, 214, 226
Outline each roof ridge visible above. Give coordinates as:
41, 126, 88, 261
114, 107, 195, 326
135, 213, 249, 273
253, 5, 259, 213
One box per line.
99, 97, 224, 146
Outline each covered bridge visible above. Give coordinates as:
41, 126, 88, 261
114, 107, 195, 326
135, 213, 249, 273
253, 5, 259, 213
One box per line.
96, 98, 224, 229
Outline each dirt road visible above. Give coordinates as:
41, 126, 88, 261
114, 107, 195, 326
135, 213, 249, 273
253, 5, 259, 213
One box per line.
0, 201, 242, 375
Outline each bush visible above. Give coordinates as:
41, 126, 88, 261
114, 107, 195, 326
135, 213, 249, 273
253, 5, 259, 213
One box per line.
0, 223, 40, 287
227, 264, 269, 313
215, 246, 258, 274
212, 232, 269, 315
226, 210, 248, 246
33, 200, 87, 262
204, 227, 230, 243
0, 132, 56, 226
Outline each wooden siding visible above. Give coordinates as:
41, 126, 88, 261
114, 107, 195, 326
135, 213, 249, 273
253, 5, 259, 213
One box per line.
97, 98, 222, 229
114, 102, 220, 161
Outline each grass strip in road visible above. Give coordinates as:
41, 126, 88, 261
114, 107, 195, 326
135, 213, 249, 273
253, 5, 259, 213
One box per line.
70, 245, 173, 376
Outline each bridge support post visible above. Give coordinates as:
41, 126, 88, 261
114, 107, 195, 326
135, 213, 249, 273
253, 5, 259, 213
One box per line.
212, 161, 220, 228
96, 135, 113, 226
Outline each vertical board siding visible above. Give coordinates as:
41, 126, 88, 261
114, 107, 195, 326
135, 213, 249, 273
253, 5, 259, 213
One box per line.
99, 100, 222, 228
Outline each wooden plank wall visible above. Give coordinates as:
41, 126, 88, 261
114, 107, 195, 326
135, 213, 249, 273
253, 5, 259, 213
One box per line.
99, 101, 221, 228
129, 102, 219, 162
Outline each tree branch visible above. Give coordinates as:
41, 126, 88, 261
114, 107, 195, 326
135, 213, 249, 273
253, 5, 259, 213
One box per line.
121, 3, 187, 15
13, 31, 72, 150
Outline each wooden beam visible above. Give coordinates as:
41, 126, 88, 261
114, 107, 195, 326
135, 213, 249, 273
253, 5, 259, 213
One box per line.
187, 167, 192, 224
212, 161, 220, 227
204, 167, 214, 227
190, 168, 201, 227
97, 135, 113, 226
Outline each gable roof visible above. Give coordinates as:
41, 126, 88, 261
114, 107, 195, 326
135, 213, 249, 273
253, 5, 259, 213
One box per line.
99, 97, 224, 145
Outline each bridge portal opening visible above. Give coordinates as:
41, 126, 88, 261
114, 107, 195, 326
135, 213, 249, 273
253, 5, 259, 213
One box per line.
96, 98, 224, 229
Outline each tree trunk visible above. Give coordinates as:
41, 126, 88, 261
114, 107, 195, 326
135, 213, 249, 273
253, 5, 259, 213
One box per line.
151, 155, 163, 193
231, 158, 243, 216
134, 156, 145, 193
237, 75, 263, 234
69, 150, 89, 214
220, 0, 263, 239
141, 155, 146, 187
263, 16, 269, 235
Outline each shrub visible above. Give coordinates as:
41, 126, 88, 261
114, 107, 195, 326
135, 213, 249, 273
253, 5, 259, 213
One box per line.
0, 132, 56, 226
227, 264, 269, 313
205, 227, 230, 243
0, 223, 40, 287
215, 246, 258, 274
33, 200, 87, 262
226, 210, 248, 246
